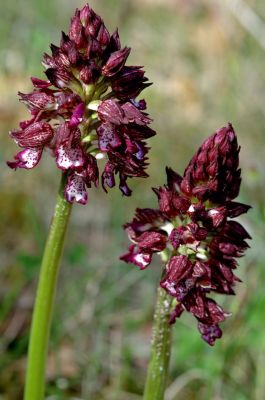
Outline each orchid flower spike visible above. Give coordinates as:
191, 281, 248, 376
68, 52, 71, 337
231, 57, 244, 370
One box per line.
121, 124, 251, 345
7, 3, 155, 204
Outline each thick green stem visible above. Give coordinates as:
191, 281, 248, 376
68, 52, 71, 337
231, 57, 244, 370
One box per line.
24, 174, 72, 400
143, 286, 173, 400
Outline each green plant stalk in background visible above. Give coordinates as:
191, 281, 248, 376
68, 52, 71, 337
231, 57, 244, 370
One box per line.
143, 286, 173, 400
24, 173, 72, 400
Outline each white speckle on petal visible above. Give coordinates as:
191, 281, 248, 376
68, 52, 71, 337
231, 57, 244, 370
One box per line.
161, 222, 174, 236
87, 100, 101, 111
57, 80, 65, 88
196, 252, 208, 261
56, 145, 85, 170
65, 174, 88, 205
20, 148, 42, 169
135, 253, 149, 267
208, 209, 219, 216
95, 152, 105, 160
162, 281, 176, 296
188, 204, 195, 213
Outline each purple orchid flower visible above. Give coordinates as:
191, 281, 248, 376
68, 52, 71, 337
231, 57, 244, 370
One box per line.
7, 4, 155, 205
121, 124, 251, 345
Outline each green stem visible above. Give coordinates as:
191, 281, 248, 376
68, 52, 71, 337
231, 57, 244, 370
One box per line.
24, 174, 72, 400
143, 287, 173, 400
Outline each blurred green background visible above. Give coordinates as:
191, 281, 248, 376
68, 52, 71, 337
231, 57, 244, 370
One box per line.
0, 0, 264, 399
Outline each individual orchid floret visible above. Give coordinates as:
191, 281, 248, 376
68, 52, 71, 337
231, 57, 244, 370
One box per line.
121, 124, 251, 345
7, 4, 155, 205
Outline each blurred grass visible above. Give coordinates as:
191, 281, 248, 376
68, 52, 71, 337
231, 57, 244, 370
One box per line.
0, 0, 264, 399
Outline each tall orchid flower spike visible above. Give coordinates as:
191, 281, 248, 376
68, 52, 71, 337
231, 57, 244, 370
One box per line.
8, 4, 155, 203
121, 124, 251, 399
6, 5, 155, 400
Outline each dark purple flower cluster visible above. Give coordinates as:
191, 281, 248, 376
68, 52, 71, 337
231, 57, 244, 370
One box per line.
7, 4, 155, 204
121, 124, 251, 345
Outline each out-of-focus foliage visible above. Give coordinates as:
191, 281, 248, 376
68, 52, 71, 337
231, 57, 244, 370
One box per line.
0, 0, 264, 399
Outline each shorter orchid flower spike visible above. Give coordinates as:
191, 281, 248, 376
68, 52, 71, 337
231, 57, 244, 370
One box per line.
7, 4, 155, 205
121, 124, 251, 345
